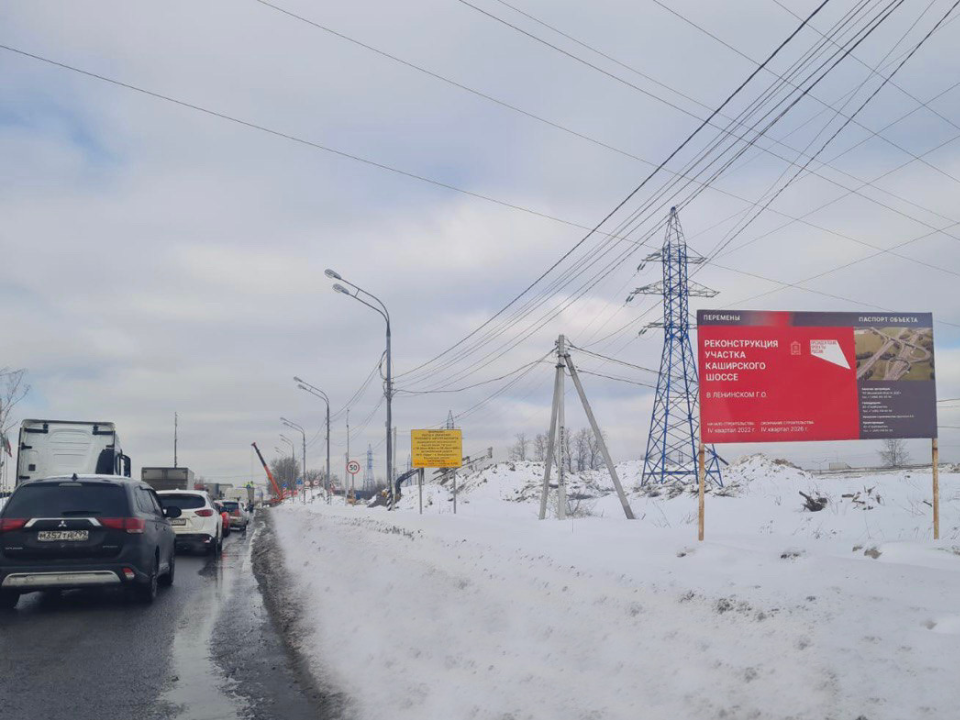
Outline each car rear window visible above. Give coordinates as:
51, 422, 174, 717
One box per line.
2, 483, 129, 517
159, 494, 206, 510
222, 502, 240, 511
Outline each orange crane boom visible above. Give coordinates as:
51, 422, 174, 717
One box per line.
251, 442, 283, 500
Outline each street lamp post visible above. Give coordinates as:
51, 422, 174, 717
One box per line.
326, 269, 395, 508
281, 417, 307, 501
294, 377, 331, 504
279, 435, 295, 498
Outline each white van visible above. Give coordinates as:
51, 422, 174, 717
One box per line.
16, 419, 131, 485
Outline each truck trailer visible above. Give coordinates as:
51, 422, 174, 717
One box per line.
17, 419, 131, 485
141, 466, 195, 492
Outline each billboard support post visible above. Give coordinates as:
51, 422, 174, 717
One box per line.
452, 470, 457, 515
698, 441, 705, 542
419, 468, 424, 515
933, 438, 940, 540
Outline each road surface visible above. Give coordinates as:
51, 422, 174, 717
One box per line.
0, 514, 340, 720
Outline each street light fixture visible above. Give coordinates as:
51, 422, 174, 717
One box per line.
280, 417, 307, 498
294, 377, 331, 504
327, 268, 395, 508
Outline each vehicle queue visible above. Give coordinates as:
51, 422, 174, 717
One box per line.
0, 418, 254, 609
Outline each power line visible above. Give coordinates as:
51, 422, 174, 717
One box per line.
0, 43, 640, 243
403, 0, 954, 392
459, 0, 960, 229
397, 0, 844, 385
395, 353, 552, 395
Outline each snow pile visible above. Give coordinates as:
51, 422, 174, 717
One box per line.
271, 458, 960, 720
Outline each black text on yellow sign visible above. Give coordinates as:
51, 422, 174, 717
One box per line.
411, 429, 463, 468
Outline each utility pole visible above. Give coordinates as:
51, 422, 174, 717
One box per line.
174, 412, 178, 468
539, 335, 568, 520
345, 408, 350, 502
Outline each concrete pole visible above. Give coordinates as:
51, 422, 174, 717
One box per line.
326, 400, 331, 505
564, 352, 634, 519
557, 335, 567, 521
539, 358, 563, 520
386, 320, 394, 510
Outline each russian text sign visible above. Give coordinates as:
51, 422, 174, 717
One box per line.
411, 429, 463, 468
697, 310, 936, 443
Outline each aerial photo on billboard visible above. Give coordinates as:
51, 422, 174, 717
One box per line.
697, 310, 937, 444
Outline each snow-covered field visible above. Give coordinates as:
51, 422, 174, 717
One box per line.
272, 457, 960, 720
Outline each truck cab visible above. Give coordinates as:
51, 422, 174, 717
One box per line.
17, 420, 131, 485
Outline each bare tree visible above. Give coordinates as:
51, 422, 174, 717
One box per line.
561, 430, 573, 473
587, 430, 603, 470
0, 367, 29, 443
533, 433, 548, 462
574, 428, 590, 472
879, 438, 910, 468
269, 456, 300, 490
509, 432, 530, 462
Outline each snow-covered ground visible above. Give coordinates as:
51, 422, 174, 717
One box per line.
271, 457, 960, 720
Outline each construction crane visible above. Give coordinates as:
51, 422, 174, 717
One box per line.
251, 442, 283, 500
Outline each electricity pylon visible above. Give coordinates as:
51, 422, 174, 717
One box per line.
629, 207, 723, 486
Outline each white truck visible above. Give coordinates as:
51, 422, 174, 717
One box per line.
16, 419, 132, 485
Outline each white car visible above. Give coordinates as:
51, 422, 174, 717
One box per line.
157, 490, 222, 554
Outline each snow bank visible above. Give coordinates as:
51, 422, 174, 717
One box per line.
272, 458, 960, 720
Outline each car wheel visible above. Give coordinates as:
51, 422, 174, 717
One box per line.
159, 552, 175, 587
0, 590, 19, 610
131, 558, 159, 603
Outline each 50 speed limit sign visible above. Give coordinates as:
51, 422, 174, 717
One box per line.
346, 460, 361, 476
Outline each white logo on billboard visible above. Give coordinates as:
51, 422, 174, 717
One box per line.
809, 339, 850, 369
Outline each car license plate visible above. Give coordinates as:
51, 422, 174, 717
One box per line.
170, 518, 186, 526
37, 530, 89, 542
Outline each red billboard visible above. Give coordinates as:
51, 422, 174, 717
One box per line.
697, 311, 936, 444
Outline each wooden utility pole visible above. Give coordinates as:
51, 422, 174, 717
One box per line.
933, 437, 940, 540
698, 442, 706, 541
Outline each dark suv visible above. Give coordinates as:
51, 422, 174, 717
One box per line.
0, 475, 180, 609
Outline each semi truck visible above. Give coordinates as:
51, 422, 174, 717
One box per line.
17, 419, 132, 485
142, 466, 195, 492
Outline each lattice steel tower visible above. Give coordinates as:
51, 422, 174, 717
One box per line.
629, 207, 723, 486
364, 444, 374, 491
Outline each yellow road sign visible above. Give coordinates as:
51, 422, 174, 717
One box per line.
411, 429, 463, 468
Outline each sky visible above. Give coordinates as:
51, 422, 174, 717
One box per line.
2, 0, 960, 487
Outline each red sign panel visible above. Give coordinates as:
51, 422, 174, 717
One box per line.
697, 310, 936, 443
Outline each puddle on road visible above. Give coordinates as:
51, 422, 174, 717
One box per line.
162, 540, 251, 720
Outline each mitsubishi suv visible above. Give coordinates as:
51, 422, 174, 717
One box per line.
0, 475, 180, 609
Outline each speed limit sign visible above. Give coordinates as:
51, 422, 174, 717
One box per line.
347, 460, 361, 476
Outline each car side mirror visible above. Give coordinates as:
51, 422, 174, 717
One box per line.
164, 506, 182, 519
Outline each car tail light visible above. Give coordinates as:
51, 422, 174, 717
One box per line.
121, 567, 136, 580
195, 509, 214, 517
0, 518, 27, 533
101, 518, 146, 534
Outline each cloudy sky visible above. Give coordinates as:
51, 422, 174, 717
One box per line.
2, 0, 960, 487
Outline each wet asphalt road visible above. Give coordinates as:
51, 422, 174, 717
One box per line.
0, 514, 329, 720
